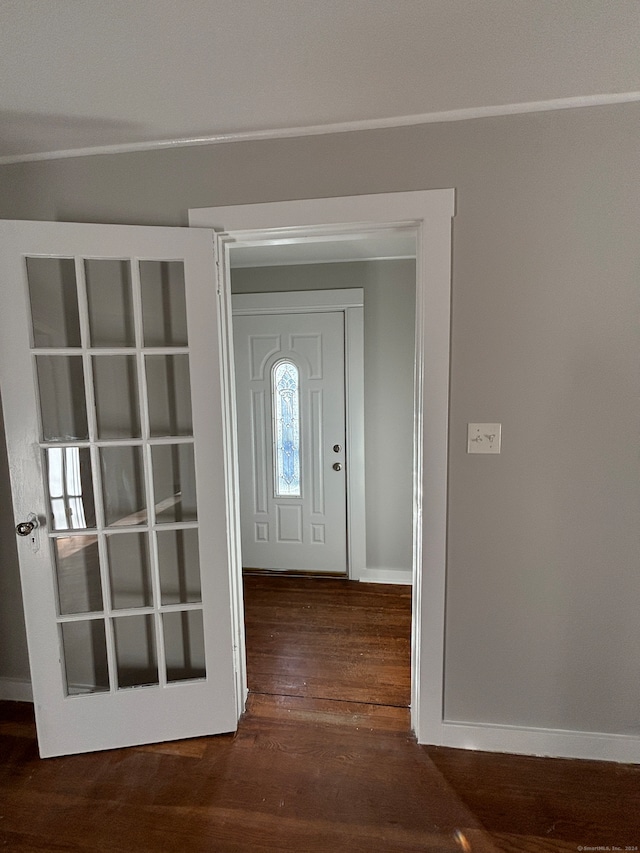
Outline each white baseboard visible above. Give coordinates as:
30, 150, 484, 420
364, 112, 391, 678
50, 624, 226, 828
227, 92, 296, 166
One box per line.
434, 719, 640, 765
357, 568, 413, 585
0, 677, 33, 703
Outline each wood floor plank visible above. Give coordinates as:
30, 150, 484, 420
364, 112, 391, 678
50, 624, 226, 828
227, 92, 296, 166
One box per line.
245, 692, 412, 733
0, 702, 493, 853
2, 577, 639, 851
243, 574, 412, 707
426, 745, 640, 849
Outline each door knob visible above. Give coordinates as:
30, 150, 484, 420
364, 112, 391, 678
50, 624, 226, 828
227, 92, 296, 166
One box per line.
16, 520, 35, 537
15, 514, 40, 552
332, 462, 342, 471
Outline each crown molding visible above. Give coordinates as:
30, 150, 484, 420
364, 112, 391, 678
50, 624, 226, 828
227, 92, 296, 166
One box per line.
1, 92, 639, 166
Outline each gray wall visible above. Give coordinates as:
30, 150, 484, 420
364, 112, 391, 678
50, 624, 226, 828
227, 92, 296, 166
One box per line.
0, 102, 638, 736
231, 261, 416, 577
0, 399, 29, 680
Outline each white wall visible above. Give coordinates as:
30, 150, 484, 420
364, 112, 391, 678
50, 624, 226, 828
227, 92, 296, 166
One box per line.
231, 260, 416, 580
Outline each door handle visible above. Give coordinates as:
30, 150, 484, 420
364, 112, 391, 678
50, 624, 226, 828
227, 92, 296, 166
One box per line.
16, 520, 36, 536
332, 462, 343, 471
15, 513, 40, 553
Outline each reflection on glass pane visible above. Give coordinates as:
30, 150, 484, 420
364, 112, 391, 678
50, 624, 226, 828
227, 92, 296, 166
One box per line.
152, 444, 197, 523
36, 356, 88, 441
46, 447, 96, 531
27, 257, 81, 349
113, 614, 158, 689
54, 536, 102, 615
85, 259, 135, 347
140, 261, 188, 347
163, 610, 206, 683
146, 355, 193, 437
61, 619, 109, 695
100, 446, 147, 527
106, 532, 153, 610
157, 529, 201, 605
93, 355, 141, 439
273, 361, 301, 496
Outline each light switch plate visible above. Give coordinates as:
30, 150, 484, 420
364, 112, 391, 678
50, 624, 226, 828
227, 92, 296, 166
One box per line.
467, 423, 501, 454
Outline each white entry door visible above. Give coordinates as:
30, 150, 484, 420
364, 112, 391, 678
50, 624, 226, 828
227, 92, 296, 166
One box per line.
0, 220, 237, 757
233, 307, 347, 573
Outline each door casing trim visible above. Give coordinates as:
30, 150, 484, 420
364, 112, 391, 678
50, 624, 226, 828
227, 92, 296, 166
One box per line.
190, 190, 455, 743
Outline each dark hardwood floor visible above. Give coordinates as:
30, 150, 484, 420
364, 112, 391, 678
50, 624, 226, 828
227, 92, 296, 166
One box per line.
1, 575, 639, 851
243, 573, 412, 707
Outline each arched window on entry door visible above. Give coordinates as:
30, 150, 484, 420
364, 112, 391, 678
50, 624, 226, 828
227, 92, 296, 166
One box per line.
272, 360, 301, 497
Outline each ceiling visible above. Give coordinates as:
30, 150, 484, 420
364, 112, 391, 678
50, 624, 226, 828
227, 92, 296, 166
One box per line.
1, 0, 639, 162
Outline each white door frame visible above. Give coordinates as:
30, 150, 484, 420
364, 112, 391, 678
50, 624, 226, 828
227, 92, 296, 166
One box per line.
190, 190, 455, 744
232, 288, 365, 580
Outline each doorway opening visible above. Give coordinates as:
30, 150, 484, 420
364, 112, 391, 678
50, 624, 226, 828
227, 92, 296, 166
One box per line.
189, 189, 454, 744
228, 233, 417, 711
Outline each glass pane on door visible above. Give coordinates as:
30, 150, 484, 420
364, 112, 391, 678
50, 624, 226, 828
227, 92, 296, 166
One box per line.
85, 259, 135, 347
157, 528, 201, 604
60, 620, 110, 695
36, 357, 88, 441
163, 610, 206, 682
106, 532, 153, 610
93, 355, 141, 439
100, 446, 147, 527
140, 261, 188, 347
146, 354, 193, 437
27, 257, 81, 349
113, 614, 158, 689
54, 536, 102, 615
25, 249, 207, 705
152, 444, 198, 523
45, 447, 96, 530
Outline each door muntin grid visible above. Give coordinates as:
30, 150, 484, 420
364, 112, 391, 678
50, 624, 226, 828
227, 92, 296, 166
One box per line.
26, 256, 206, 696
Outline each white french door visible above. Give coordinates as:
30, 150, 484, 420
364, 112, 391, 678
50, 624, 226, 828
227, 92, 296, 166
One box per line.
0, 220, 236, 757
233, 307, 347, 573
